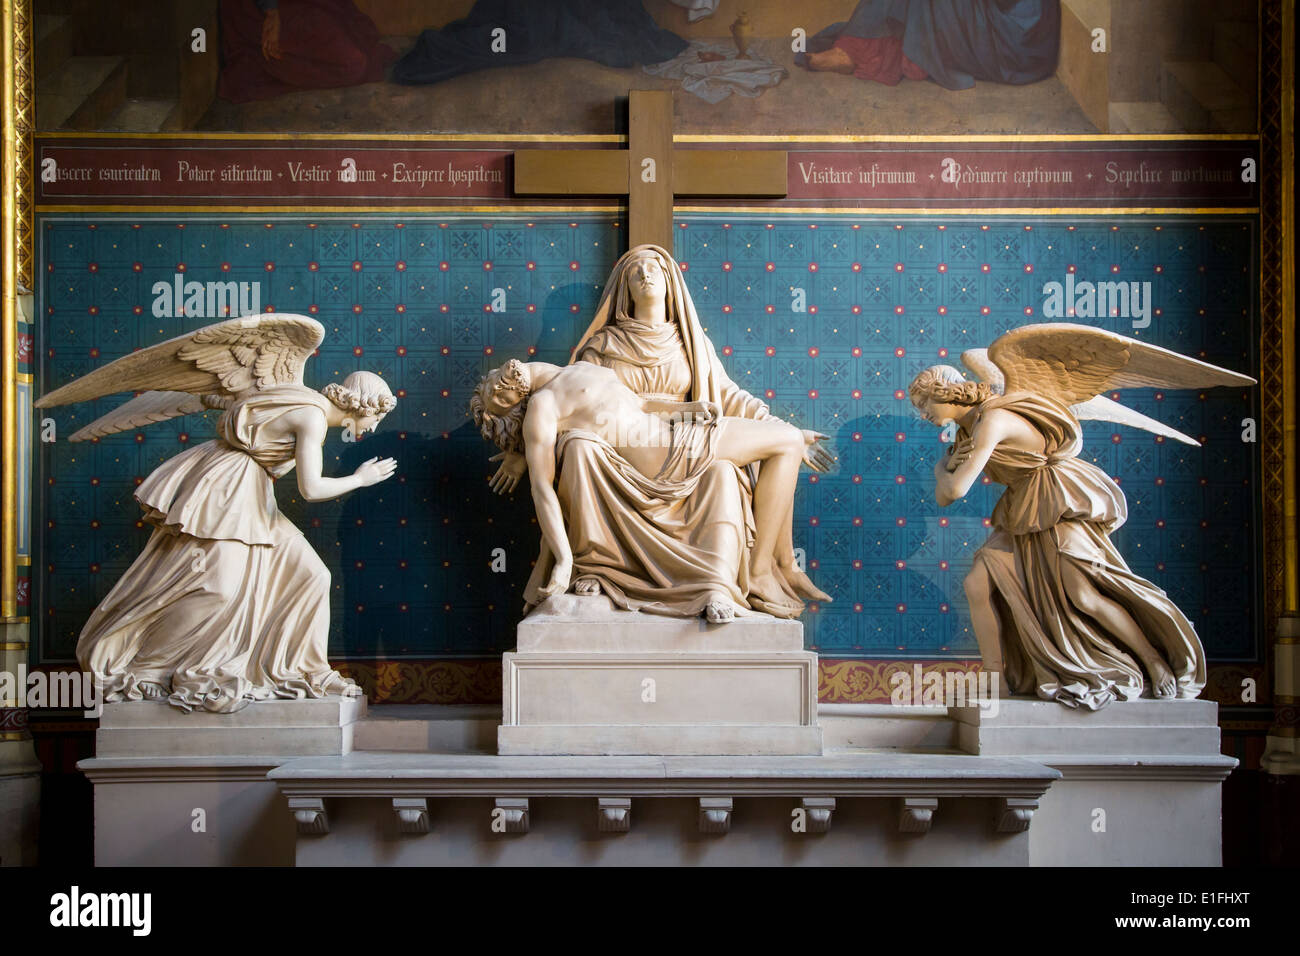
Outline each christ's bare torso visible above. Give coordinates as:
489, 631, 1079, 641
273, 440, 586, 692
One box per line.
531, 363, 680, 476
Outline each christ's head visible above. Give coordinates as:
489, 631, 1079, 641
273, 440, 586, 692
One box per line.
470, 359, 530, 452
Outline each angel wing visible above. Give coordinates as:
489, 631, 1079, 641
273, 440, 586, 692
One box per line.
36, 314, 324, 408
36, 314, 324, 440
959, 348, 1005, 393
970, 323, 1255, 446
64, 391, 222, 443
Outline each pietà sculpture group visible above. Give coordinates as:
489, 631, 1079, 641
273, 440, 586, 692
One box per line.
39, 243, 1254, 713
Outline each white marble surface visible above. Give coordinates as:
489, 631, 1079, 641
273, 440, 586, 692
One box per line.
96, 696, 366, 758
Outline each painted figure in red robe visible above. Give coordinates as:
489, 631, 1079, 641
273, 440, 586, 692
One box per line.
219, 0, 397, 103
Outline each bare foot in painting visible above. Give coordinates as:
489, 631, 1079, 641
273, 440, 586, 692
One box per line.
574, 577, 602, 596
805, 48, 855, 74
139, 681, 167, 701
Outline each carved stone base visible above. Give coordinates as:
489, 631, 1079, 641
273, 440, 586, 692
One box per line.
499, 595, 821, 756
96, 696, 366, 758
953, 696, 1236, 866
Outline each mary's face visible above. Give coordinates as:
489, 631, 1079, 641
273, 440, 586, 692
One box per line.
626, 255, 666, 308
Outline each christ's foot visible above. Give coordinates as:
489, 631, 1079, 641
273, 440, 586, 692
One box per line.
139, 680, 168, 700
704, 594, 735, 624
1144, 657, 1178, 699
805, 47, 855, 74
574, 577, 602, 596
748, 564, 803, 618
782, 566, 833, 603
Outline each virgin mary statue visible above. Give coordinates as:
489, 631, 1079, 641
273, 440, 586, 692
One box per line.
493, 244, 832, 622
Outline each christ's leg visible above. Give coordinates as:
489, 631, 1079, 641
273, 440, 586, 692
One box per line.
713, 418, 806, 608
775, 491, 832, 602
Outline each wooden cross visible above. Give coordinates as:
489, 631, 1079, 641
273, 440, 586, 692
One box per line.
513, 90, 787, 253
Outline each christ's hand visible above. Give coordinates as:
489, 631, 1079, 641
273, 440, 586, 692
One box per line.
489, 450, 526, 494
800, 430, 834, 473
539, 556, 572, 599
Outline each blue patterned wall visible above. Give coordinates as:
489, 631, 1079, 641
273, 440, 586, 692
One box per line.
34, 213, 1260, 664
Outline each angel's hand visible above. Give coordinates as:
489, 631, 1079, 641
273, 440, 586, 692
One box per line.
354, 456, 397, 487
947, 438, 975, 471
800, 430, 834, 473
489, 450, 527, 495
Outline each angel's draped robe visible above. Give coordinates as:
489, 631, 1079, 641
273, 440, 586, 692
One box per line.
522, 315, 805, 619
77, 386, 354, 713
798, 0, 1060, 89
965, 392, 1206, 709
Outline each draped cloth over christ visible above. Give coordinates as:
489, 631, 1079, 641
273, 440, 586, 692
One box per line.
77, 386, 354, 714
522, 244, 805, 619
966, 392, 1206, 709
797, 0, 1060, 90
393, 0, 688, 86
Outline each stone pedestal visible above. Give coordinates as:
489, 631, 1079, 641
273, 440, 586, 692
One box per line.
953, 697, 1237, 866
79, 696, 365, 866
499, 595, 821, 756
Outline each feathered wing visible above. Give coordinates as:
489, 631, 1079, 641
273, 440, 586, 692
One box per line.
984, 323, 1255, 442
960, 348, 1005, 392
1071, 394, 1200, 446
36, 315, 324, 438
66, 391, 215, 443
35, 314, 325, 409
988, 323, 1255, 404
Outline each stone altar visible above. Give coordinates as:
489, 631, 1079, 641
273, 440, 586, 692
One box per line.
498, 594, 821, 756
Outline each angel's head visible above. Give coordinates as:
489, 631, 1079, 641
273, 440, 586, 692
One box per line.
908, 365, 995, 427
322, 371, 396, 437
470, 359, 531, 453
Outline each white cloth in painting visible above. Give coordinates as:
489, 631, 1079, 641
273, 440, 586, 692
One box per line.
643, 40, 787, 104
76, 385, 353, 713
664, 0, 719, 21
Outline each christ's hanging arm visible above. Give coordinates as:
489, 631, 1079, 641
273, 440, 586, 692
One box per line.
522, 392, 572, 596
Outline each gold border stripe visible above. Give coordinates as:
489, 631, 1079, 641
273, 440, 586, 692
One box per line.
36, 204, 628, 214
2, 0, 21, 617
37, 131, 625, 143
36, 205, 1260, 216
33, 131, 1258, 144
